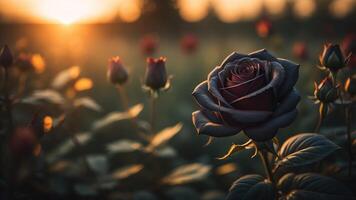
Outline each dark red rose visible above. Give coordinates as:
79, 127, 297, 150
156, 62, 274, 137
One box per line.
256, 19, 273, 38
0, 45, 14, 68
192, 49, 300, 141
319, 43, 348, 72
107, 56, 129, 85
144, 57, 168, 91
292, 42, 308, 61
140, 35, 158, 56
9, 127, 38, 157
342, 34, 356, 69
181, 34, 198, 55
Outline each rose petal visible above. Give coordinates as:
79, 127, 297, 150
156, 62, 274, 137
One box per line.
192, 81, 273, 123
277, 58, 300, 98
219, 52, 247, 68
273, 89, 300, 117
248, 49, 278, 62
208, 76, 233, 107
231, 88, 275, 111
192, 110, 241, 137
244, 109, 298, 141
229, 61, 285, 104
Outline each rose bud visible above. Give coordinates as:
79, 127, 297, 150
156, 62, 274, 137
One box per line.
9, 127, 39, 157
107, 56, 129, 85
342, 34, 356, 69
314, 77, 338, 103
256, 18, 273, 38
292, 42, 308, 61
181, 34, 198, 55
319, 43, 348, 72
0, 45, 14, 68
140, 35, 158, 56
192, 49, 300, 141
345, 77, 356, 96
144, 57, 168, 91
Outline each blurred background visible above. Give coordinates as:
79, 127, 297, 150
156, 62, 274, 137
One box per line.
0, 0, 355, 199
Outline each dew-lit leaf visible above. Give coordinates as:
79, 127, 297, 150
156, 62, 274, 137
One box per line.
278, 173, 354, 200
107, 139, 142, 154
73, 97, 102, 112
226, 174, 275, 200
86, 154, 108, 175
161, 163, 211, 185
22, 90, 64, 105
74, 78, 93, 92
111, 164, 143, 180
275, 133, 340, 173
216, 163, 237, 175
52, 66, 81, 89
92, 104, 143, 131
146, 123, 183, 151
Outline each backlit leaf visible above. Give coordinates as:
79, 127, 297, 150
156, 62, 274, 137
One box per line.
146, 123, 183, 151
52, 66, 80, 89
161, 163, 211, 185
22, 90, 64, 105
107, 139, 143, 154
111, 164, 143, 180
74, 97, 102, 112
92, 104, 143, 131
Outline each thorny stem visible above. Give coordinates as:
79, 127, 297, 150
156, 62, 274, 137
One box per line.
346, 106, 353, 177
258, 150, 275, 184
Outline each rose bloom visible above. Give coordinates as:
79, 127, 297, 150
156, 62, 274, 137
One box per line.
192, 49, 300, 141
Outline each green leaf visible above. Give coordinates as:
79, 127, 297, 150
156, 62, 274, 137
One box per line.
275, 133, 340, 172
161, 163, 211, 185
226, 174, 275, 200
278, 173, 354, 200
106, 139, 143, 154
92, 104, 143, 131
52, 66, 80, 89
21, 89, 64, 105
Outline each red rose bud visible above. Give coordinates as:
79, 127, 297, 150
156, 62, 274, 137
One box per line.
256, 18, 273, 38
0, 45, 14, 68
314, 77, 338, 103
144, 57, 168, 90
342, 34, 356, 69
293, 42, 308, 61
320, 43, 348, 72
9, 127, 39, 157
181, 34, 198, 55
107, 56, 129, 85
345, 77, 356, 96
16, 53, 34, 71
140, 35, 158, 56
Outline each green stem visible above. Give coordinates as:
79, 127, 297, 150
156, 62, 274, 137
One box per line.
258, 150, 274, 183
150, 95, 157, 133
3, 67, 13, 132
346, 106, 353, 177
117, 85, 129, 111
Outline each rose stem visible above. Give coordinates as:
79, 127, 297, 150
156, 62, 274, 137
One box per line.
150, 94, 157, 133
116, 85, 148, 140
3, 67, 14, 132
258, 150, 274, 183
315, 103, 326, 133
346, 105, 353, 177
